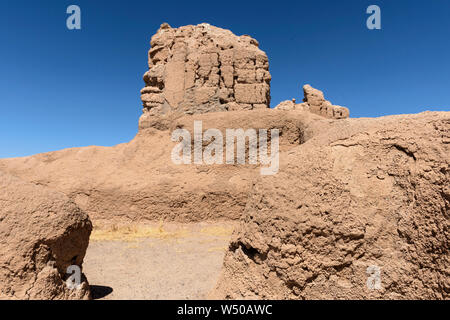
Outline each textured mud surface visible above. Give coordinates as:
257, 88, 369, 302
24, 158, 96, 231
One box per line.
0, 171, 92, 300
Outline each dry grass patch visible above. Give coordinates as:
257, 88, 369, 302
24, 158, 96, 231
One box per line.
90, 221, 191, 242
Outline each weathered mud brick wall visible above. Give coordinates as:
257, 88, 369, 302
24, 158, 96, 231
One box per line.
140, 23, 271, 119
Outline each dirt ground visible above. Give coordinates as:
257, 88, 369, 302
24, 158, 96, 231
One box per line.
83, 222, 235, 300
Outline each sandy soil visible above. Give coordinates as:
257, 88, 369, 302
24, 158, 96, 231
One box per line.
83, 222, 234, 300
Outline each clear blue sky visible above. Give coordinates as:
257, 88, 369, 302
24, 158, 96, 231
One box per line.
1, 0, 449, 158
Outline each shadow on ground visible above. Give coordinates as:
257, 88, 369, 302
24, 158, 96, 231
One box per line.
91, 285, 113, 300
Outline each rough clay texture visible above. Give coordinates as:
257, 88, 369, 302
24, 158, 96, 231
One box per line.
0, 109, 323, 224
1, 112, 448, 300
211, 111, 449, 299
275, 84, 350, 119
139, 23, 271, 128
0, 171, 92, 300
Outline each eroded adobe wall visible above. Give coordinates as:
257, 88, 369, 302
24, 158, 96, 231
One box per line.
140, 23, 271, 125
